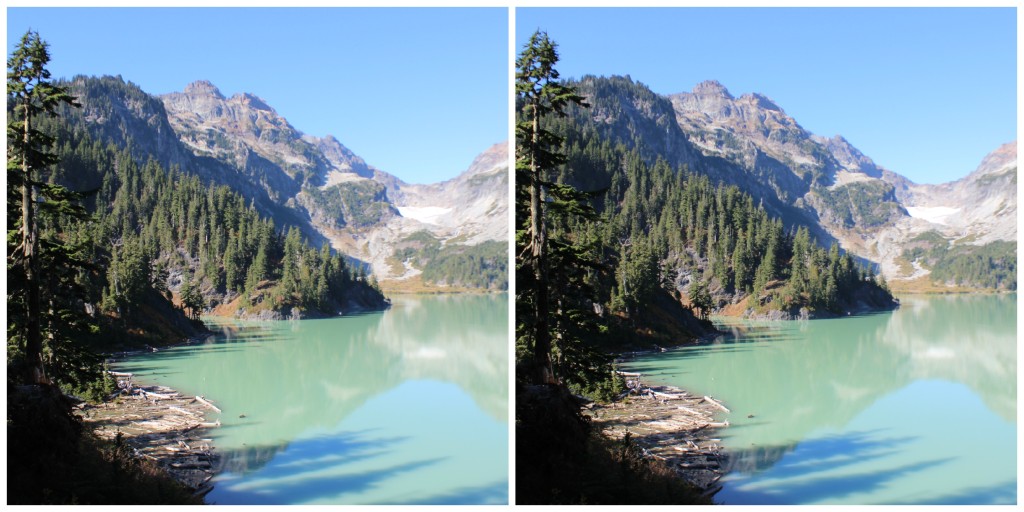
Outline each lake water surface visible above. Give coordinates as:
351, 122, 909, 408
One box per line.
114, 294, 508, 505
623, 294, 1016, 505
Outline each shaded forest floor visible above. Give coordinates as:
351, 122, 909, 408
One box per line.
516, 383, 717, 505
7, 383, 204, 505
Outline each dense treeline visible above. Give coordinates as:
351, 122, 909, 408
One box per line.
394, 232, 507, 290
904, 234, 1016, 290
40, 115, 386, 319
421, 241, 508, 290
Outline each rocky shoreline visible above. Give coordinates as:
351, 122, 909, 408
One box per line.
583, 373, 731, 499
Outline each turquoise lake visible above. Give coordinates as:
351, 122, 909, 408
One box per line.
623, 293, 1016, 505
114, 294, 509, 505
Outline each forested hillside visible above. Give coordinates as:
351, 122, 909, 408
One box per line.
40, 104, 389, 322
901, 233, 1016, 290
549, 119, 898, 322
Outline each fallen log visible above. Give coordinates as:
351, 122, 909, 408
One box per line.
168, 406, 200, 417
171, 461, 211, 470
194, 396, 222, 413
141, 390, 175, 400
650, 390, 686, 400
193, 483, 214, 498
677, 405, 708, 416
702, 396, 730, 413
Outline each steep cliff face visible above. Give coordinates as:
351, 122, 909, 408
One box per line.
162, 81, 330, 203
63, 76, 311, 231
571, 77, 824, 237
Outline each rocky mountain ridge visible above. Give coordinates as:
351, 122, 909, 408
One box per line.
159, 80, 508, 288
574, 75, 1015, 285
62, 76, 507, 289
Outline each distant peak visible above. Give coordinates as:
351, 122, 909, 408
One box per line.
831, 134, 848, 144
235, 92, 274, 112
692, 80, 733, 99
184, 80, 223, 99
972, 141, 1017, 177
742, 92, 782, 112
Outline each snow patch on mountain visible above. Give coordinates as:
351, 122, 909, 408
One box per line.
905, 206, 960, 225
397, 206, 452, 225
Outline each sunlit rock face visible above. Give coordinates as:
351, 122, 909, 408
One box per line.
157, 79, 509, 286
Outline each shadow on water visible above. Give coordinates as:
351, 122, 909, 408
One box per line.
718, 429, 953, 505
890, 479, 1017, 505
741, 429, 916, 480
212, 457, 446, 505
214, 429, 404, 476
626, 295, 1016, 505
211, 429, 447, 505
388, 479, 509, 505
721, 457, 955, 505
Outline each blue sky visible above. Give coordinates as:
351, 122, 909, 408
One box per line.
7, 7, 508, 184
516, 7, 1017, 185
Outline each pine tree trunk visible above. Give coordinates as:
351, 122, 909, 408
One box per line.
530, 106, 554, 385
21, 98, 46, 385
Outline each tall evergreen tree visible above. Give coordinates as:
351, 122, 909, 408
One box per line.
516, 31, 587, 385
7, 30, 80, 384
